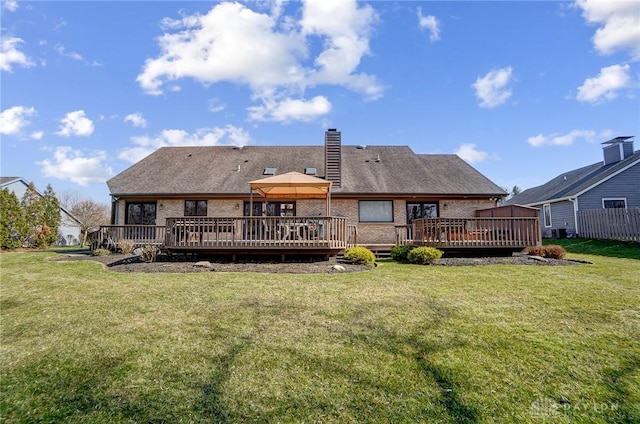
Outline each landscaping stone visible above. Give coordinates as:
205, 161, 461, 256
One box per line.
528, 255, 549, 263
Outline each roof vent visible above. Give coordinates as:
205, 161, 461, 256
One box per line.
375, 153, 381, 162
263, 167, 277, 175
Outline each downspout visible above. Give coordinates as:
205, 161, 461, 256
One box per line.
569, 197, 578, 237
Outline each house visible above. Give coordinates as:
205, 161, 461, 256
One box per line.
506, 136, 640, 238
0, 177, 81, 245
105, 129, 512, 255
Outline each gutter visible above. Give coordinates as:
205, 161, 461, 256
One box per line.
520, 196, 576, 207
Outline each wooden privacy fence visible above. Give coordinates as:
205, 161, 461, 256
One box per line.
577, 208, 640, 241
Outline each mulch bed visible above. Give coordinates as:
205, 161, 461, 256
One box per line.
51, 252, 589, 274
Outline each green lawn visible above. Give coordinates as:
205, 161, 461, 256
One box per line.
1, 250, 639, 423
543, 238, 640, 260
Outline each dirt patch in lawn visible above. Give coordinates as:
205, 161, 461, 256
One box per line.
51, 252, 589, 274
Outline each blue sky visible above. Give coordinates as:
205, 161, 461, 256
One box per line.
1, 0, 639, 205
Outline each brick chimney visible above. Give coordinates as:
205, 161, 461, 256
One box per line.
602, 136, 634, 165
324, 129, 341, 187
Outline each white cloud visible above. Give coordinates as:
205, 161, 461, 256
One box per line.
124, 112, 147, 128
208, 98, 225, 113
31, 131, 44, 140
55, 44, 82, 61
54, 44, 102, 66
38, 147, 113, 186
472, 67, 514, 108
0, 106, 35, 135
56, 110, 94, 137
418, 7, 440, 42
137, 2, 307, 95
455, 144, 488, 163
576, 64, 630, 103
1, 0, 18, 12
527, 129, 598, 147
247, 95, 331, 122
118, 125, 251, 163
300, 0, 381, 98
0, 37, 34, 72
575, 0, 640, 60
137, 0, 381, 121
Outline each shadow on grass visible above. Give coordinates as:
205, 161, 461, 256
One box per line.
601, 355, 640, 423
324, 302, 478, 423
198, 338, 252, 423
544, 238, 640, 260
1, 353, 131, 422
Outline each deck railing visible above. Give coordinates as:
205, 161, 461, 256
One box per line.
90, 225, 166, 250
410, 217, 541, 248
164, 216, 348, 250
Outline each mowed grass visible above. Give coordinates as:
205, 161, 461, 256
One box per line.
543, 238, 640, 260
1, 249, 639, 423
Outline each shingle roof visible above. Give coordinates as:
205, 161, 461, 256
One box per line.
108, 145, 506, 197
0, 177, 23, 186
507, 150, 640, 205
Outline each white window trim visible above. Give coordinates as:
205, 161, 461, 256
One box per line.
602, 198, 627, 209
543, 203, 552, 227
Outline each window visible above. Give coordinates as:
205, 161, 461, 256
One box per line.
263, 167, 277, 175
543, 204, 552, 227
359, 200, 393, 222
244, 201, 295, 217
406, 202, 438, 223
185, 200, 207, 216
602, 198, 626, 209
126, 202, 156, 225
304, 167, 317, 175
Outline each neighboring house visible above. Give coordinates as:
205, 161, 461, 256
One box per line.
506, 136, 640, 238
0, 177, 81, 245
107, 129, 507, 246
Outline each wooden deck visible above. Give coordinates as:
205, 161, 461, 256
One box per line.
396, 217, 541, 250
91, 216, 540, 257
92, 216, 353, 256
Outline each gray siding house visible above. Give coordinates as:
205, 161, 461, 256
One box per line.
0, 177, 81, 245
507, 136, 640, 238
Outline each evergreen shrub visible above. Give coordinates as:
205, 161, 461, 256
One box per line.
344, 246, 376, 266
407, 246, 443, 265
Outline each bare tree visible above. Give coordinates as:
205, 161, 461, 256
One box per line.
67, 198, 110, 246
58, 189, 82, 210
